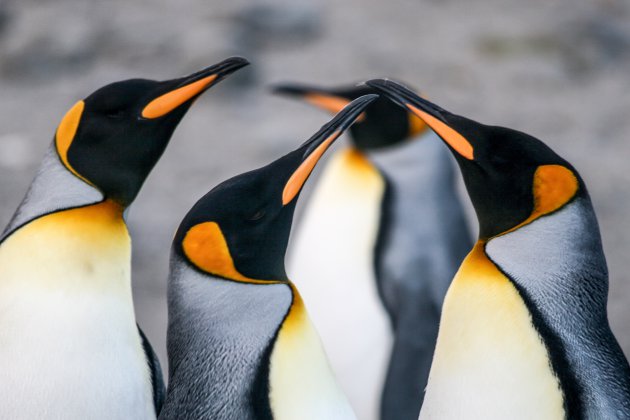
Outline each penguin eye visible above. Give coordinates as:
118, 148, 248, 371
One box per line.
489, 153, 511, 169
106, 109, 126, 119
247, 209, 266, 222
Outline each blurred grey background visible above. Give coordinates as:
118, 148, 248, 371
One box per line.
1, 0, 629, 372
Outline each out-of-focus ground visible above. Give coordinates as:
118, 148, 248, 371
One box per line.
1, 0, 629, 378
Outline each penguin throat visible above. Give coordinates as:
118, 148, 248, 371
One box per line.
268, 283, 356, 419
0, 200, 130, 290
182, 222, 284, 284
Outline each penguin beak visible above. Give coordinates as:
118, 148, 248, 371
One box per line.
281, 93, 378, 205
141, 57, 249, 119
272, 83, 366, 121
366, 79, 474, 160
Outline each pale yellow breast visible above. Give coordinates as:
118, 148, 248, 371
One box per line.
0, 201, 131, 291
0, 202, 154, 419
288, 147, 390, 420
269, 285, 357, 420
420, 243, 565, 420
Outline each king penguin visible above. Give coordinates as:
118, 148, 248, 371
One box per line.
272, 82, 472, 420
367, 79, 630, 419
0, 57, 248, 419
160, 94, 377, 420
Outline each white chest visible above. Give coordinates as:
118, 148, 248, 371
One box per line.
0, 205, 155, 419
420, 244, 565, 420
269, 289, 357, 420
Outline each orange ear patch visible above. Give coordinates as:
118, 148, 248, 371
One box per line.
305, 94, 366, 122
502, 164, 578, 236
530, 164, 578, 220
55, 100, 91, 184
282, 132, 339, 205
142, 74, 217, 119
182, 221, 281, 284
406, 104, 474, 160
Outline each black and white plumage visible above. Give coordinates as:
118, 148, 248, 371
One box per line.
368, 79, 630, 420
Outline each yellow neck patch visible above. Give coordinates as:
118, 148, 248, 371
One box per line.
0, 200, 128, 290
55, 100, 91, 184
341, 148, 378, 175
279, 283, 307, 333
269, 282, 355, 419
503, 164, 578, 236
182, 221, 283, 284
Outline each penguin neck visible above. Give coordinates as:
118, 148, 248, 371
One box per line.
485, 197, 630, 418
166, 257, 355, 420
166, 257, 292, 419
2, 142, 103, 242
267, 283, 356, 420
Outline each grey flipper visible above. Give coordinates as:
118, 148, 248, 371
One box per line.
368, 133, 472, 420
138, 325, 166, 416
1, 143, 102, 242
486, 198, 630, 418
160, 253, 292, 420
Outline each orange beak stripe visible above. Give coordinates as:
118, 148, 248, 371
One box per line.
282, 131, 340, 205
305, 94, 366, 122
406, 103, 474, 160
141, 74, 218, 119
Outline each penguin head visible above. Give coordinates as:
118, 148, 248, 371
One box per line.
55, 57, 249, 207
367, 79, 583, 239
272, 82, 427, 150
173, 94, 378, 282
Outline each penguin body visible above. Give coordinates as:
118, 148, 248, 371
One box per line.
367, 79, 630, 419
0, 199, 154, 419
161, 96, 377, 420
369, 132, 471, 417
164, 259, 352, 420
274, 83, 471, 420
0, 57, 248, 419
286, 147, 391, 420
163, 259, 292, 420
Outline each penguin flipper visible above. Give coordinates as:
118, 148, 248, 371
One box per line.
137, 325, 166, 415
